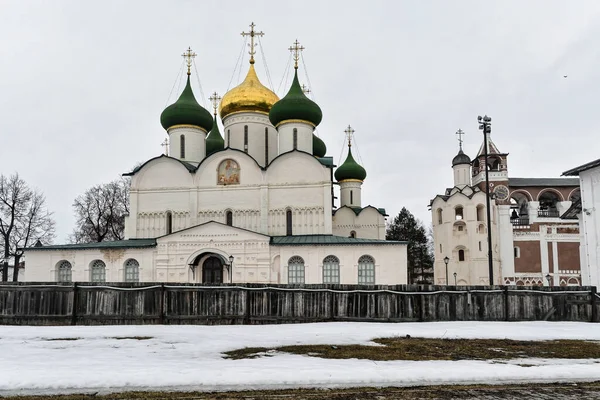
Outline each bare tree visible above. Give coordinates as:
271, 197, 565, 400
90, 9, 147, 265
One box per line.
0, 174, 56, 281
70, 178, 130, 243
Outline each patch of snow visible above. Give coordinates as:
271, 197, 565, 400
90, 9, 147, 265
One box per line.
1, 321, 600, 395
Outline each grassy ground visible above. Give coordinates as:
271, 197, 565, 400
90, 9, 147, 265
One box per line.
5, 383, 600, 400
224, 337, 600, 361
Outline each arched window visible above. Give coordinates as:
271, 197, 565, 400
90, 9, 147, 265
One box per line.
350, 190, 354, 204
458, 249, 465, 262
322, 255, 340, 284
244, 125, 248, 152
479, 241, 482, 251
180, 134, 185, 158
265, 128, 269, 165
476, 205, 484, 221
455, 206, 464, 220
454, 221, 466, 232
288, 256, 305, 284
293, 128, 298, 149
472, 159, 480, 175
358, 255, 375, 284
166, 211, 173, 234
514, 246, 520, 258
90, 260, 106, 283
57, 260, 72, 283
437, 208, 443, 224
286, 209, 293, 236
490, 158, 501, 171
350, 230, 356, 238
124, 259, 139, 282
538, 191, 561, 217
226, 210, 233, 226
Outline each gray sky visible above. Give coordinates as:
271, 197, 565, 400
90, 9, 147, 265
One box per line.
1, 0, 599, 242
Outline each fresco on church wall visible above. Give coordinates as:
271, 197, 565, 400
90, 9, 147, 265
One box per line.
217, 159, 240, 185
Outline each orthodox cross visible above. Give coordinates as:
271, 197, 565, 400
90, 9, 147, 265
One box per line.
209, 91, 221, 116
301, 84, 311, 95
456, 129, 465, 150
241, 22, 264, 64
161, 138, 169, 155
288, 39, 305, 69
182, 47, 197, 76
344, 125, 355, 147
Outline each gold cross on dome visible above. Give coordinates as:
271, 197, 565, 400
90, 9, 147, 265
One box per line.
209, 91, 221, 115
182, 47, 197, 76
301, 84, 311, 94
241, 22, 264, 64
456, 129, 465, 150
289, 39, 305, 69
344, 125, 355, 147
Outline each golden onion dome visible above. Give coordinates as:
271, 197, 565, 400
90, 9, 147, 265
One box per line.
219, 64, 279, 120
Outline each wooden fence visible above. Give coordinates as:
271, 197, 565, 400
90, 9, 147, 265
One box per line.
0, 282, 597, 325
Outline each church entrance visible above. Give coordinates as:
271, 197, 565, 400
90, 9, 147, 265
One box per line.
202, 256, 223, 284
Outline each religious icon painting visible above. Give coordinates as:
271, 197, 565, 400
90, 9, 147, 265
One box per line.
217, 159, 240, 185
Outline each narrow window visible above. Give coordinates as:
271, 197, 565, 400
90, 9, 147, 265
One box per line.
226, 210, 233, 226
166, 211, 173, 234
180, 135, 185, 158
124, 259, 139, 283
350, 230, 356, 238
455, 206, 463, 220
265, 128, 269, 165
293, 128, 298, 150
227, 129, 231, 147
286, 209, 293, 236
244, 125, 248, 152
476, 205, 484, 221
479, 241, 482, 251
514, 246, 520, 258
358, 255, 375, 284
350, 190, 353, 204
322, 255, 340, 284
458, 249, 465, 262
439, 243, 443, 253
437, 209, 443, 224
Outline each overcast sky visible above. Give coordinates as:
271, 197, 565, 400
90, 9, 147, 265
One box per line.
1, 1, 599, 242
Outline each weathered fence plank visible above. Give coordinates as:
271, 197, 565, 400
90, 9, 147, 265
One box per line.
0, 282, 596, 325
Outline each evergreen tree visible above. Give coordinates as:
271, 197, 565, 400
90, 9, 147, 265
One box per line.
386, 207, 434, 284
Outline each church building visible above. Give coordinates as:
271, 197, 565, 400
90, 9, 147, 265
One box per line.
430, 128, 581, 286
24, 25, 407, 285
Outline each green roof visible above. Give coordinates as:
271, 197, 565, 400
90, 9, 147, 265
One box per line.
271, 235, 405, 246
313, 133, 327, 158
317, 156, 334, 167
269, 69, 322, 127
335, 146, 366, 182
334, 205, 388, 217
25, 239, 157, 251
160, 76, 213, 132
206, 115, 225, 155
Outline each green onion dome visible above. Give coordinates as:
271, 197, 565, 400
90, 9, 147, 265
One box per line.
335, 146, 366, 182
160, 76, 213, 132
452, 149, 471, 166
313, 133, 327, 158
269, 69, 322, 128
206, 115, 225, 155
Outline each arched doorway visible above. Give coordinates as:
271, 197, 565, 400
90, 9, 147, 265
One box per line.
202, 256, 223, 283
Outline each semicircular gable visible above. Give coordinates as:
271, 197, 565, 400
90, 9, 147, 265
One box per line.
195, 149, 263, 187
133, 156, 194, 190
267, 151, 329, 184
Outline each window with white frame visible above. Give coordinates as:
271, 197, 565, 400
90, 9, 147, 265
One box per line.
124, 259, 139, 282
358, 255, 375, 284
287, 256, 305, 284
322, 255, 340, 284
57, 260, 72, 282
90, 260, 106, 283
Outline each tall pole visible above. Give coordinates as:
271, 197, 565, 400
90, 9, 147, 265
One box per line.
478, 115, 494, 285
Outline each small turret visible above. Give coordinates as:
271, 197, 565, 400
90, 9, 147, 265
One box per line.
335, 125, 366, 207
206, 92, 225, 156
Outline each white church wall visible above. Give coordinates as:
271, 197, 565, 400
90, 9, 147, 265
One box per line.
24, 248, 156, 282
332, 207, 385, 240
575, 166, 600, 287
277, 122, 313, 154
275, 244, 407, 285
167, 126, 206, 163
132, 158, 194, 191
222, 112, 274, 167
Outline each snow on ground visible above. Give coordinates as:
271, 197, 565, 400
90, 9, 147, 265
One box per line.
1, 321, 600, 395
